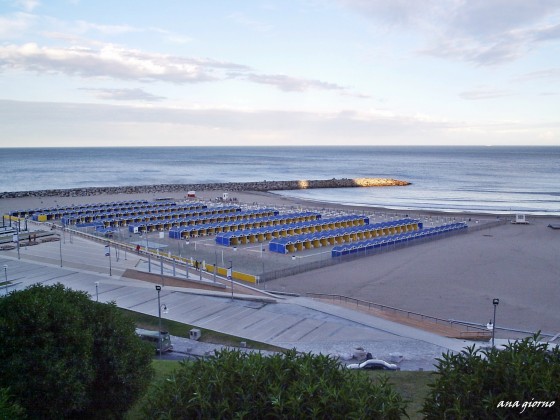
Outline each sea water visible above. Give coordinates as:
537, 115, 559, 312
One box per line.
1, 146, 558, 215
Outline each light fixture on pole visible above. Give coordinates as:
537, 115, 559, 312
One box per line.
105, 243, 112, 276
3, 264, 7, 294
228, 261, 233, 301
492, 298, 499, 348
146, 232, 151, 273
95, 281, 99, 302
155, 285, 162, 358
59, 234, 62, 267
15, 231, 20, 260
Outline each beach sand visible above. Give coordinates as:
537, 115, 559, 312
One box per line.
1, 188, 559, 337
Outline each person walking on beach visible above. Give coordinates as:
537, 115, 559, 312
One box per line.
136, 244, 140, 254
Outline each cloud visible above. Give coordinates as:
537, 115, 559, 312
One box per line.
0, 12, 36, 39
419, 34, 529, 65
227, 12, 273, 32
514, 68, 560, 82
73, 20, 140, 36
241, 73, 349, 93
459, 88, 513, 100
1, 99, 556, 146
336, 0, 440, 27
339, 0, 560, 65
0, 41, 366, 96
79, 87, 166, 102
0, 42, 249, 83
0, 98, 448, 131
13, 0, 40, 12
447, 0, 560, 39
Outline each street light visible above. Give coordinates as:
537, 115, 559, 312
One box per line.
58, 233, 62, 267
492, 298, 499, 348
14, 231, 20, 260
155, 285, 162, 358
95, 281, 99, 302
228, 260, 233, 301
146, 232, 151, 273
3, 264, 7, 294
105, 243, 112, 276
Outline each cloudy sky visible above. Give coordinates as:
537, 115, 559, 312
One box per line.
1, 0, 559, 147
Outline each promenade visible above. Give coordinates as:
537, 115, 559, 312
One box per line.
0, 228, 483, 371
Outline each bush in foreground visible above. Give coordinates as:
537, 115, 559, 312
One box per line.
0, 283, 154, 419
422, 334, 560, 419
141, 348, 407, 419
0, 388, 25, 419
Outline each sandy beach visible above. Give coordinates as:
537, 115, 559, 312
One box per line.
1, 187, 559, 338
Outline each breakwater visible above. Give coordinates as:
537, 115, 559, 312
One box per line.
0, 178, 410, 199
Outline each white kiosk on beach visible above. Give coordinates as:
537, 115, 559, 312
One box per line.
512, 214, 529, 224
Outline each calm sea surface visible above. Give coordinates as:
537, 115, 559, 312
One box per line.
1, 147, 559, 215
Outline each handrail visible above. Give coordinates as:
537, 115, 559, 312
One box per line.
306, 292, 489, 332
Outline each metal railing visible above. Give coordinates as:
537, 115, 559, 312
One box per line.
306, 292, 490, 334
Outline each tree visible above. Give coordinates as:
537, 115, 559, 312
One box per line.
0, 283, 154, 419
422, 334, 560, 419
141, 348, 407, 419
0, 388, 25, 419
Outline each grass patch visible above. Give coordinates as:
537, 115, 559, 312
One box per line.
365, 370, 434, 419
125, 359, 181, 420
118, 307, 286, 352
151, 359, 181, 381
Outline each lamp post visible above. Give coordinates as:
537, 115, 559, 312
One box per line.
156, 285, 162, 358
492, 298, 499, 348
105, 243, 112, 276
228, 260, 233, 301
213, 251, 217, 283
15, 231, 20, 260
59, 234, 62, 267
146, 232, 151, 273
3, 264, 7, 294
95, 281, 99, 302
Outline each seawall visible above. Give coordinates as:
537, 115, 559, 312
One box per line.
0, 178, 410, 199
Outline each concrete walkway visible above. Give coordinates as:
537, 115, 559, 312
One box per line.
0, 230, 482, 371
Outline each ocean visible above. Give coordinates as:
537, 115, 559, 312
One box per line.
1, 146, 559, 215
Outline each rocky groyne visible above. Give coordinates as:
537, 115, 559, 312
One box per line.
0, 178, 410, 199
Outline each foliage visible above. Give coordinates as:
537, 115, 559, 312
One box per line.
422, 334, 560, 419
0, 283, 154, 419
0, 388, 26, 419
140, 348, 407, 419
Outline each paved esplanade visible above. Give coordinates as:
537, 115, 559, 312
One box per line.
0, 230, 477, 371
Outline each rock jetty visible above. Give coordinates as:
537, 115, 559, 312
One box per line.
0, 178, 410, 199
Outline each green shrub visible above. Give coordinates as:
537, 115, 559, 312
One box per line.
422, 334, 560, 419
0, 283, 154, 419
141, 348, 407, 419
0, 387, 25, 419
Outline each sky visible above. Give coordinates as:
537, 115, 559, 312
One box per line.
0, 0, 559, 147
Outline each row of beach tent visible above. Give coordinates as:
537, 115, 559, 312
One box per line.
9, 199, 153, 218
268, 218, 422, 254
31, 201, 208, 222
129, 208, 280, 234
215, 215, 369, 246
331, 223, 468, 257
170, 211, 321, 239
67, 205, 241, 227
